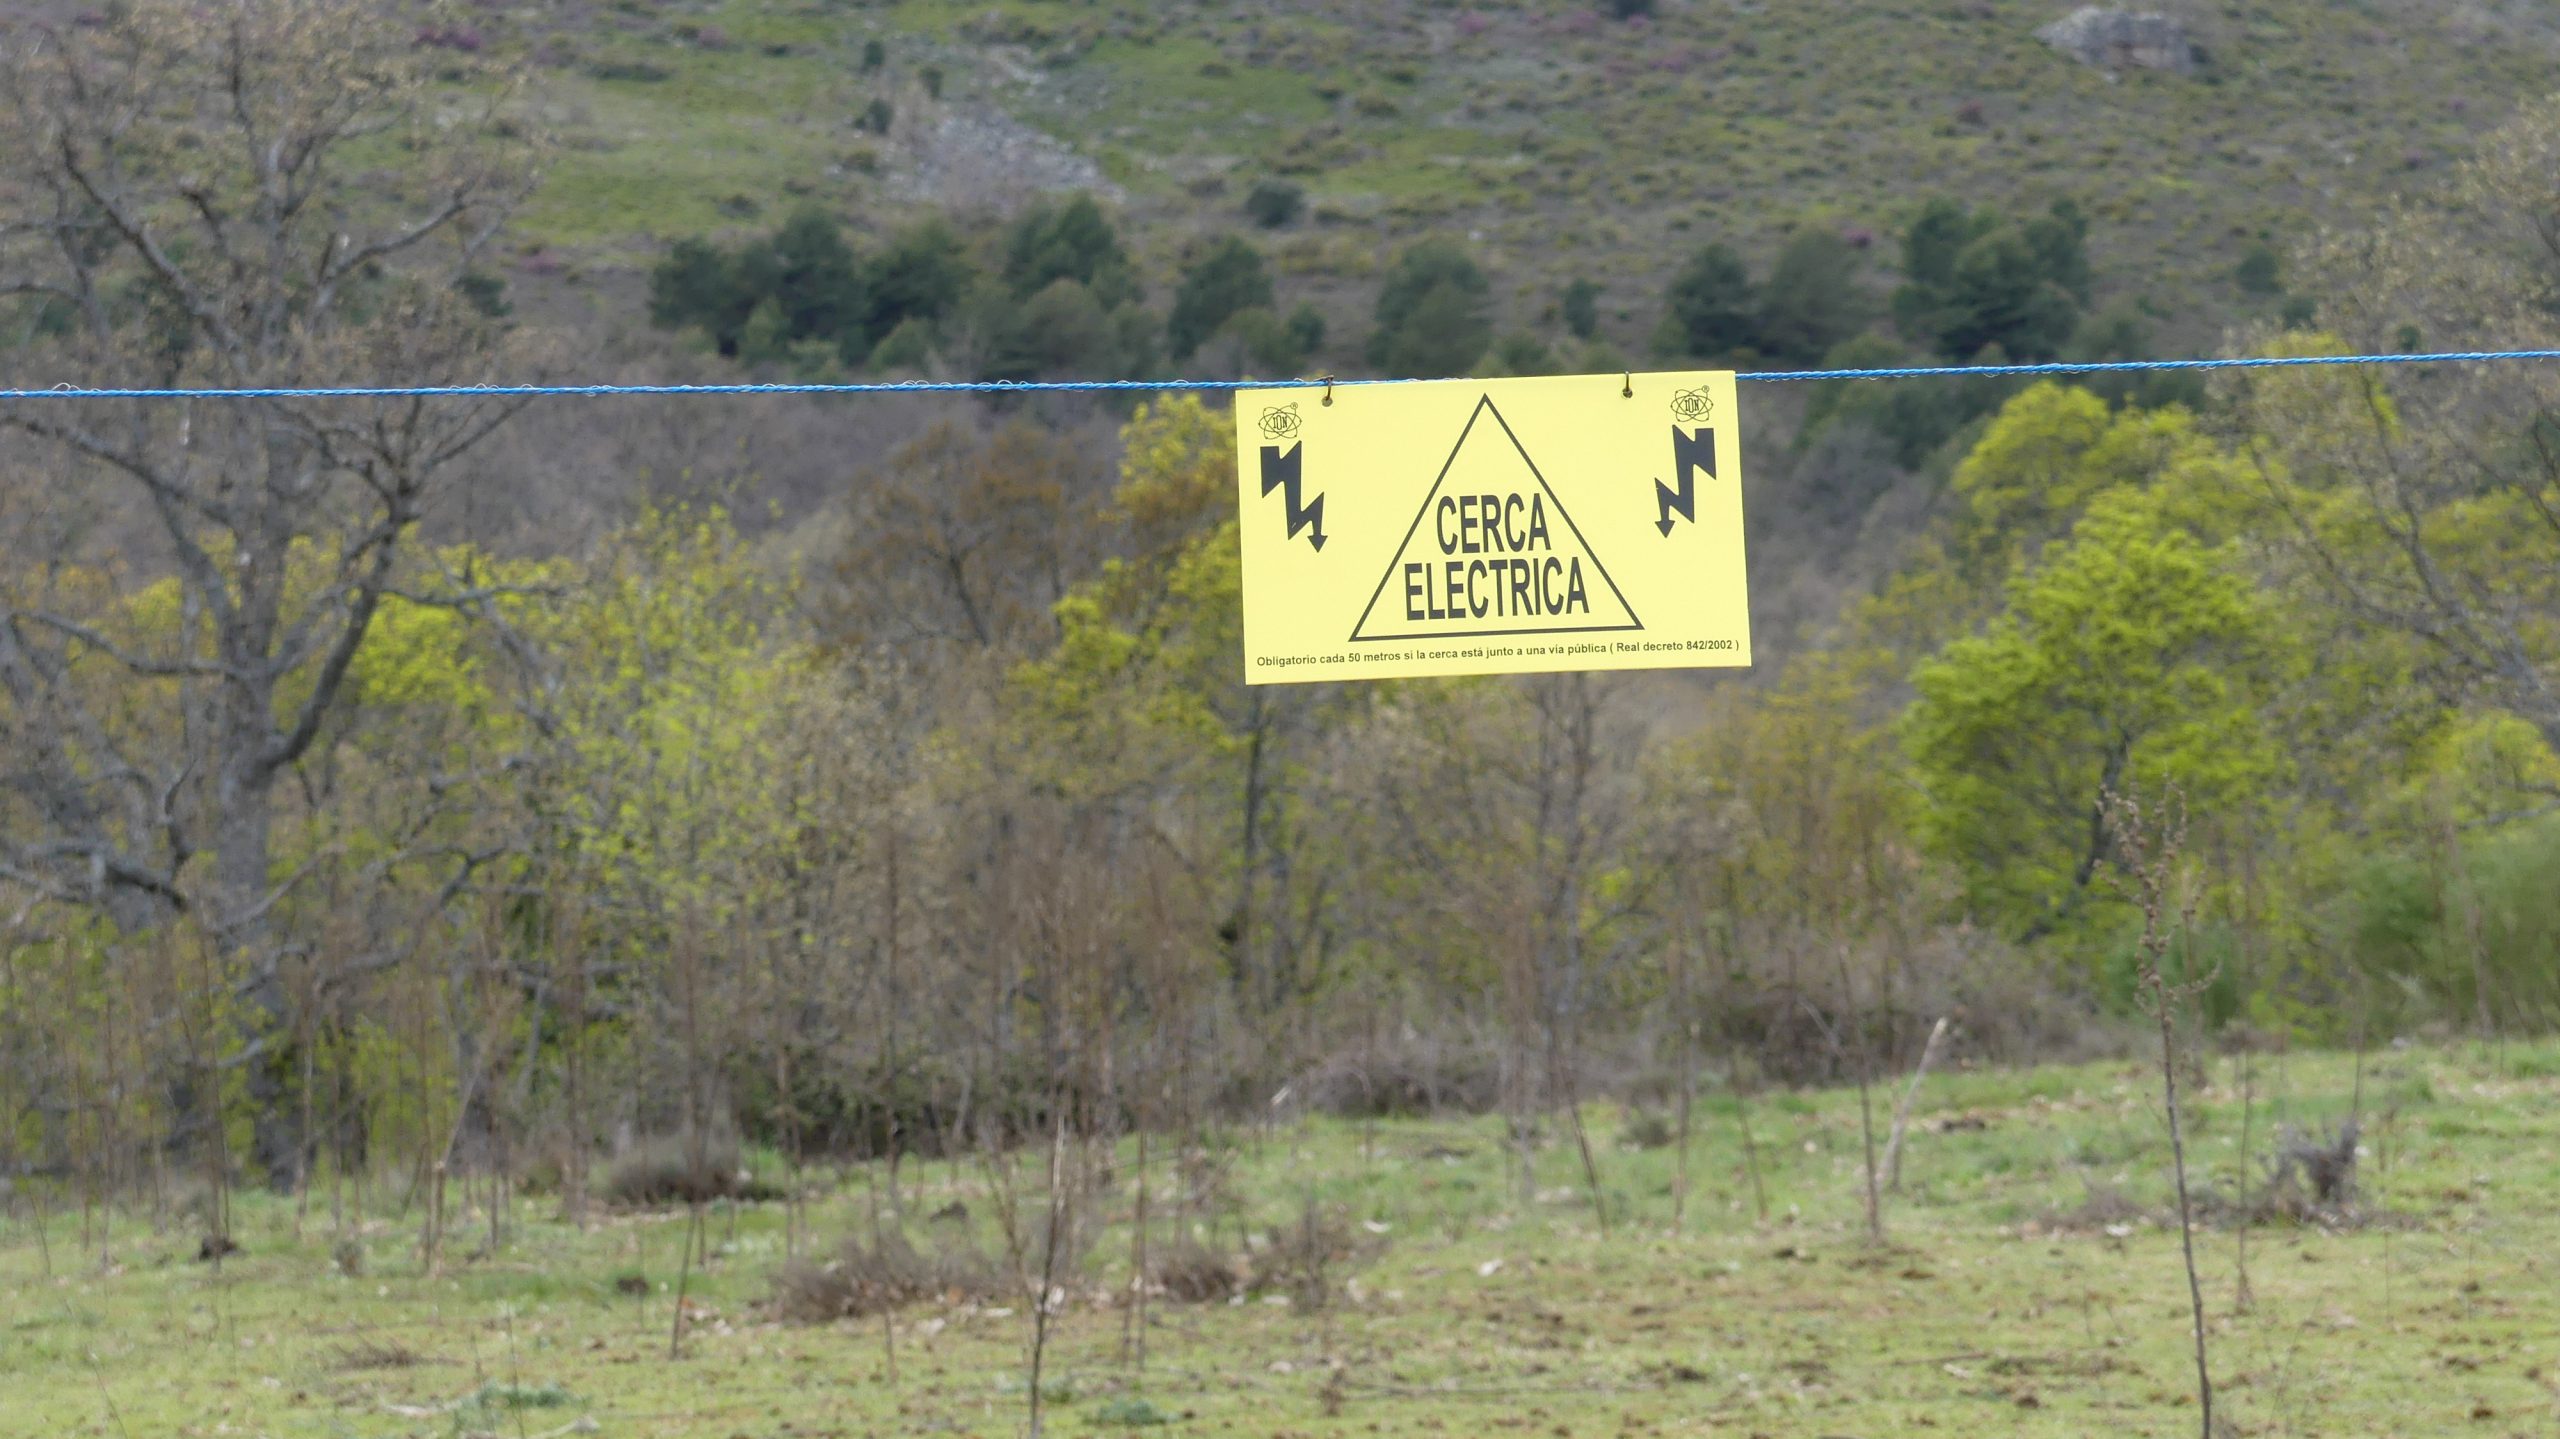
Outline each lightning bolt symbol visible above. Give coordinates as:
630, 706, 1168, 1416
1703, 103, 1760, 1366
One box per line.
1656, 425, 1715, 536
1260, 443, 1327, 552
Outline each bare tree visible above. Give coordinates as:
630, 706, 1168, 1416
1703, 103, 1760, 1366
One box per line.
0, 1, 538, 1181
2234, 95, 2560, 766
2103, 785, 2216, 1439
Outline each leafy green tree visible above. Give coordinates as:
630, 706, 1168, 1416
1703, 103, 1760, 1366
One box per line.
1213, 308, 1295, 374
1799, 333, 2016, 468
1654, 241, 1756, 360
1903, 490, 2292, 939
1756, 231, 1870, 364
970, 278, 1155, 381
1892, 197, 2091, 362
766, 206, 868, 344
999, 279, 1111, 379
2062, 300, 2206, 411
867, 316, 936, 372
1368, 239, 1492, 376
861, 218, 974, 353
736, 295, 795, 367
455, 269, 513, 320
1003, 194, 1137, 307
1012, 397, 1367, 1016
1168, 236, 1274, 361
650, 237, 756, 353
652, 208, 877, 362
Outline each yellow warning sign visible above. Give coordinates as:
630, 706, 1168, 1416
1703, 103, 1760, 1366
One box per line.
1234, 372, 1750, 684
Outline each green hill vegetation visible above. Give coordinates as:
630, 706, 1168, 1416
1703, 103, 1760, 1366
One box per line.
492, 0, 2559, 363
7, 7, 2560, 1432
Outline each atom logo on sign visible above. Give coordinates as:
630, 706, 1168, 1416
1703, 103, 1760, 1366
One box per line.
1258, 404, 1302, 441
1669, 387, 1714, 423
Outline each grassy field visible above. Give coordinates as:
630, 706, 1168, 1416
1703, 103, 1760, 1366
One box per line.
491, 0, 2560, 352
6, 1039, 2559, 1438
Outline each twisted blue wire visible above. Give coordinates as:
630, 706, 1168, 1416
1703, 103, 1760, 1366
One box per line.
2, 349, 2556, 400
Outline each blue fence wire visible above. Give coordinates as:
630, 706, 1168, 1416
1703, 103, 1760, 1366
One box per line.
3, 348, 2560, 401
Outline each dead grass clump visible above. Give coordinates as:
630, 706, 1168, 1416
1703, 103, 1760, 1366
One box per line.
601, 1133, 782, 1209
1146, 1238, 1245, 1303
2192, 1122, 2403, 1230
334, 1338, 436, 1371
771, 1231, 1004, 1323
1618, 1109, 1676, 1149
2041, 1179, 2149, 1232
1987, 1351, 2133, 1379
1251, 1200, 1380, 1310
2271, 1121, 2358, 1205
1300, 1038, 1499, 1117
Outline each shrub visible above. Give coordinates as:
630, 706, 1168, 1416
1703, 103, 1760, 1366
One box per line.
2235, 242, 2282, 296
1488, 331, 1555, 375
1168, 236, 1273, 360
861, 38, 885, 71
1618, 1110, 1676, 1149
1561, 277, 1601, 339
1756, 230, 1869, 364
1145, 1239, 1245, 1303
1654, 241, 1756, 360
1245, 178, 1305, 229
1252, 1199, 1376, 1310
1216, 307, 1302, 374
1368, 239, 1492, 377
867, 316, 936, 372
454, 269, 512, 320
587, 58, 672, 83
1285, 301, 1325, 359
649, 236, 754, 351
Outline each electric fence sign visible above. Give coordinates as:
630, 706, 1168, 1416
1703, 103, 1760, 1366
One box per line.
1233, 372, 1751, 684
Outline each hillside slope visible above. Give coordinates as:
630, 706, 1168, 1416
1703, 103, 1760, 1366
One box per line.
502, 0, 2560, 357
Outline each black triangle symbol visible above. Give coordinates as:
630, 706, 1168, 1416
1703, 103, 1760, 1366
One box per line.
1348, 396, 1645, 643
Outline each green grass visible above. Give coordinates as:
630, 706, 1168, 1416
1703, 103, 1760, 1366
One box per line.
6, 1039, 2560, 1436
486, 0, 2560, 355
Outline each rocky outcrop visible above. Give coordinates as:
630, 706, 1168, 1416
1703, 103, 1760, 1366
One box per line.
2037, 8, 2199, 74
